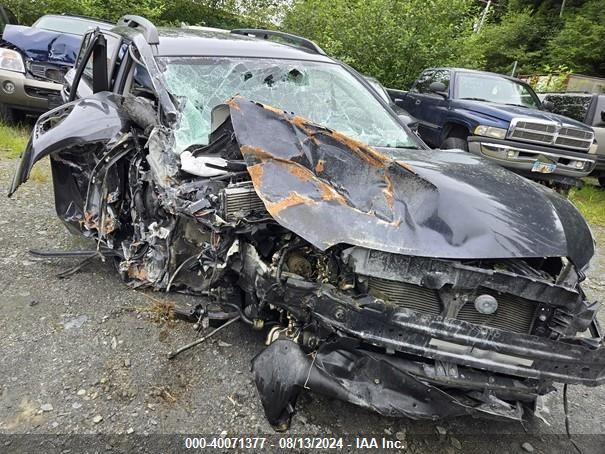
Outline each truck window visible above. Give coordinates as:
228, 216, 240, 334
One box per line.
543, 94, 591, 123
455, 73, 539, 108
414, 70, 450, 94
412, 70, 435, 93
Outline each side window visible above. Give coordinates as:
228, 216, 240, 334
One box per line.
412, 70, 435, 93
5, 8, 17, 25
416, 69, 450, 94
431, 70, 450, 91
0, 7, 17, 32
70, 32, 123, 99
110, 43, 128, 88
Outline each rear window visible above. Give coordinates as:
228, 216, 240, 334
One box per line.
543, 94, 591, 123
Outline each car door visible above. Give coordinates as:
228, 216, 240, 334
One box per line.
408, 69, 450, 147
404, 69, 434, 119
63, 29, 124, 102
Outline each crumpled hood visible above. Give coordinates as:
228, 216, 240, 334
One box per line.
453, 99, 592, 130
2, 24, 81, 66
223, 96, 594, 268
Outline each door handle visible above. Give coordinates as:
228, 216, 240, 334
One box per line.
415, 99, 421, 105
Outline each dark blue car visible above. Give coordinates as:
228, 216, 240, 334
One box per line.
393, 68, 597, 188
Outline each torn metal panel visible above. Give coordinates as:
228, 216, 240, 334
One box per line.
252, 339, 526, 428
9, 93, 129, 196
225, 96, 594, 268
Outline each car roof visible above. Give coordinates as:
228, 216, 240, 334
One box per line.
430, 67, 528, 84
114, 26, 335, 62
38, 14, 113, 26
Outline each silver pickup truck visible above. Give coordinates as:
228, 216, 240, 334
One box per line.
540, 92, 605, 186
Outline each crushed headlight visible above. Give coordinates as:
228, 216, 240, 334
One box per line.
474, 125, 507, 140
0, 48, 25, 73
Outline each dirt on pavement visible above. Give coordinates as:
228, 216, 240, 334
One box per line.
1, 157, 604, 453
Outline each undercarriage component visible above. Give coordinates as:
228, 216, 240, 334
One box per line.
168, 316, 240, 359
252, 339, 526, 430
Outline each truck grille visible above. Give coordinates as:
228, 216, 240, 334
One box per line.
508, 119, 593, 151
367, 277, 536, 334
221, 182, 266, 221
29, 63, 66, 83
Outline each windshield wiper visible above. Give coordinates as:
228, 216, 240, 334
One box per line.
458, 97, 491, 102
504, 103, 529, 108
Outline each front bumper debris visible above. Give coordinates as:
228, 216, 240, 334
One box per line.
251, 269, 605, 427
253, 339, 528, 429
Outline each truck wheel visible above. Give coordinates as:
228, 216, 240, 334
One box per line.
441, 136, 469, 151
0, 103, 16, 123
599, 177, 605, 188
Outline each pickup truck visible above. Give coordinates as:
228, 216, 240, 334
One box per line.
390, 68, 597, 188
540, 92, 605, 187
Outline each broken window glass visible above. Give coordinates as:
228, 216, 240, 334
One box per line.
160, 57, 417, 153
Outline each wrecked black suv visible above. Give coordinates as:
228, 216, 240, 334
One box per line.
9, 16, 605, 429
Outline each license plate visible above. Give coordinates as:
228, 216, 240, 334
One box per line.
531, 160, 557, 173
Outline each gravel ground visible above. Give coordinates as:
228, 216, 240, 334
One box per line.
1, 157, 604, 453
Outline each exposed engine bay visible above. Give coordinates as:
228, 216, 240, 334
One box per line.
9, 92, 605, 430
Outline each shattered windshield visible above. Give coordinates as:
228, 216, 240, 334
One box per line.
159, 57, 417, 153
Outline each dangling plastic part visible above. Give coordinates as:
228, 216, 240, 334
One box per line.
563, 384, 583, 454
180, 151, 229, 177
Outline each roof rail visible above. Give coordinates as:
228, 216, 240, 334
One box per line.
230, 28, 325, 55
117, 15, 159, 45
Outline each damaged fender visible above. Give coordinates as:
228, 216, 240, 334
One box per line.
9, 92, 129, 196
2, 24, 81, 66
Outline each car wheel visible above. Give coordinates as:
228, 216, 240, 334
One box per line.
441, 136, 469, 151
0, 103, 24, 124
599, 176, 605, 188
0, 103, 16, 123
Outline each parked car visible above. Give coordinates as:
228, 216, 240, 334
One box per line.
9, 18, 603, 430
364, 75, 418, 131
391, 68, 597, 189
540, 92, 605, 187
0, 13, 112, 122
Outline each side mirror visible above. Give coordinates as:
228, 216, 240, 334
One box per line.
429, 81, 447, 96
92, 34, 108, 94
542, 100, 554, 112
398, 113, 419, 131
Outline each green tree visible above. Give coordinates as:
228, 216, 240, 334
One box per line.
464, 7, 554, 76
547, 0, 605, 75
3, 0, 165, 24
283, 0, 478, 89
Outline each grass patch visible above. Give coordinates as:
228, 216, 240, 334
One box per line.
0, 122, 30, 158
30, 166, 49, 183
570, 184, 605, 226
